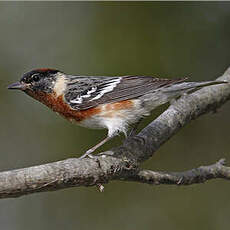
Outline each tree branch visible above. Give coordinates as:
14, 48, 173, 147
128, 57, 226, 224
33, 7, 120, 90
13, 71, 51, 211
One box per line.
1, 67, 230, 199
127, 159, 230, 185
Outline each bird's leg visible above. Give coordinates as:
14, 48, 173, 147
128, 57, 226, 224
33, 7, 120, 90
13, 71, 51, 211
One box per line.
128, 118, 143, 137
80, 135, 112, 159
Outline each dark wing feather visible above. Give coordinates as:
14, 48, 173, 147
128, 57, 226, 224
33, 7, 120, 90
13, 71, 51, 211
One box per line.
64, 75, 187, 110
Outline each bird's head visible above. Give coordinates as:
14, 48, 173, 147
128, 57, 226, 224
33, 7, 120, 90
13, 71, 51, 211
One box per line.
8, 68, 64, 94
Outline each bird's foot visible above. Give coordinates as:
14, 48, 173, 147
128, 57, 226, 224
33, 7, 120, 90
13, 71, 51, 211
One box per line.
79, 136, 113, 159
97, 151, 114, 157
127, 118, 143, 137
79, 149, 96, 159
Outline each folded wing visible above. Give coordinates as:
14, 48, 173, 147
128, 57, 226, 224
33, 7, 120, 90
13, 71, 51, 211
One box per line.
64, 75, 187, 110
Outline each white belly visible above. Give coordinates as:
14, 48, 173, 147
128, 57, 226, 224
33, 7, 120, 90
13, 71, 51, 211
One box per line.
78, 100, 149, 137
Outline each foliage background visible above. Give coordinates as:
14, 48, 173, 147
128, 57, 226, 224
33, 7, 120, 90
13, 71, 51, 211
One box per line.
0, 2, 230, 230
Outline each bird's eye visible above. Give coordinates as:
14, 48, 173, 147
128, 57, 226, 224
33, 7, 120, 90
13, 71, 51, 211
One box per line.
32, 74, 40, 82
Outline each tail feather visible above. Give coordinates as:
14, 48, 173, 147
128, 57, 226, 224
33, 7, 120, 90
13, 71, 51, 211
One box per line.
163, 80, 228, 93
140, 79, 228, 111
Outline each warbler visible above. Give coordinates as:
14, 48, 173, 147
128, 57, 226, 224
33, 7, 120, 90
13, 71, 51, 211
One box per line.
8, 68, 226, 158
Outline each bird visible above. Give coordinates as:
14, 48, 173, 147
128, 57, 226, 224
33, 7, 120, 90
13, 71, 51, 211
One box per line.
8, 68, 227, 158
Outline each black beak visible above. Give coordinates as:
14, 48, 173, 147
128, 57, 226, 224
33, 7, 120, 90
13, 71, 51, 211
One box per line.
8, 82, 27, 90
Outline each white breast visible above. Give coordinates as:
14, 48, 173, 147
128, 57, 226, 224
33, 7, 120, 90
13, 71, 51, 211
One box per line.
78, 100, 149, 137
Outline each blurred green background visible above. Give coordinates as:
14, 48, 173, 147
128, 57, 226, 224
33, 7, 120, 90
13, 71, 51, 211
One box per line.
0, 2, 230, 230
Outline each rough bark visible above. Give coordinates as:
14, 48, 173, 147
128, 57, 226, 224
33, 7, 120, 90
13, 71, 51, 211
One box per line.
1, 67, 230, 199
